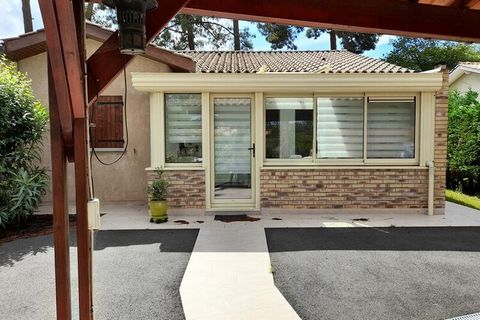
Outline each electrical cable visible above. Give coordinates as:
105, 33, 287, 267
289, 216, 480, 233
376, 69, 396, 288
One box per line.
90, 60, 129, 166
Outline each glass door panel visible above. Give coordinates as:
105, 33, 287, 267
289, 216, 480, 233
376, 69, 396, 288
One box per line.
213, 97, 252, 200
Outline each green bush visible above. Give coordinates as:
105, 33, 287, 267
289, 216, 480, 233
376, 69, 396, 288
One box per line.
0, 56, 49, 228
447, 89, 480, 196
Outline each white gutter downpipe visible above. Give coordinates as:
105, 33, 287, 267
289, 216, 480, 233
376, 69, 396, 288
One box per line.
426, 161, 435, 216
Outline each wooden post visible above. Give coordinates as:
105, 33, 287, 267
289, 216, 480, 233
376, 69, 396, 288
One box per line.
74, 118, 93, 320
49, 61, 72, 320
72, 1, 94, 319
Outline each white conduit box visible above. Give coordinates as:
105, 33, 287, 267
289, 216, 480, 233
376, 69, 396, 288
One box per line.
88, 198, 101, 230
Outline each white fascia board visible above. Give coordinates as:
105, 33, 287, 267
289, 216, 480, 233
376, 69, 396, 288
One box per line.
449, 65, 480, 85
131, 72, 444, 93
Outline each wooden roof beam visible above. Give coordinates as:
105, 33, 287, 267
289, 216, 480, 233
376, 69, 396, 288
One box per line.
182, 0, 480, 42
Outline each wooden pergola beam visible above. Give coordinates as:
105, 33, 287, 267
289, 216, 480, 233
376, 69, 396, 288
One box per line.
181, 0, 480, 42
38, 0, 74, 152
86, 0, 191, 104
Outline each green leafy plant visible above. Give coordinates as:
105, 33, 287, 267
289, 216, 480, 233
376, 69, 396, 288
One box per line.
0, 55, 48, 228
447, 89, 480, 197
146, 169, 169, 201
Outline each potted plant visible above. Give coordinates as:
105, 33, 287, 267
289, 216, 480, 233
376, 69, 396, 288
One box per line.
147, 169, 169, 223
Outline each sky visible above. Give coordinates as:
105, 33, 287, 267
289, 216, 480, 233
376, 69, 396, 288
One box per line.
0, 0, 393, 59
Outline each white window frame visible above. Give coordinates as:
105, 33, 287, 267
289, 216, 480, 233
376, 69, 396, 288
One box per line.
148, 92, 206, 171
313, 93, 366, 166
262, 92, 421, 167
364, 93, 420, 166
263, 93, 315, 166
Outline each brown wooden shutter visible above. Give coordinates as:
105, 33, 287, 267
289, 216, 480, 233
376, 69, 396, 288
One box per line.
89, 96, 124, 149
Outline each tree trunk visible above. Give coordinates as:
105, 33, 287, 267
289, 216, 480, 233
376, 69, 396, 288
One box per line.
329, 30, 337, 50
22, 0, 33, 33
187, 24, 195, 50
233, 19, 240, 50
85, 3, 94, 21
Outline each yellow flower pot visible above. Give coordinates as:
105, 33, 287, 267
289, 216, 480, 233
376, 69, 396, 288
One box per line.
149, 200, 168, 223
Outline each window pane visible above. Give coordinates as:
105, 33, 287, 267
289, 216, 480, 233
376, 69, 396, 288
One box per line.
265, 97, 313, 159
367, 100, 415, 159
317, 97, 364, 159
165, 93, 202, 163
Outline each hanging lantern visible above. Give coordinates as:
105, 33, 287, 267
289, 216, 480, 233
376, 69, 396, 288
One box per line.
103, 0, 158, 55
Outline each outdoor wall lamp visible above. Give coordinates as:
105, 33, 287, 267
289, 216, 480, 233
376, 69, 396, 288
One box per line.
103, 0, 158, 54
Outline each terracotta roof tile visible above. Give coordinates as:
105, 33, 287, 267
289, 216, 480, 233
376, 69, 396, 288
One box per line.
179, 50, 413, 74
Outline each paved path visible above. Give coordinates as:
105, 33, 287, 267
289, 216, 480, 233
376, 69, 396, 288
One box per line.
180, 223, 301, 320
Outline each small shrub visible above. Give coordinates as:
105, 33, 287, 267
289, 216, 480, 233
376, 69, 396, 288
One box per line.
0, 55, 48, 228
146, 169, 169, 201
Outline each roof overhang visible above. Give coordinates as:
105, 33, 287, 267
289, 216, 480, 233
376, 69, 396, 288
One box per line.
449, 65, 480, 84
131, 72, 444, 93
1, 23, 195, 72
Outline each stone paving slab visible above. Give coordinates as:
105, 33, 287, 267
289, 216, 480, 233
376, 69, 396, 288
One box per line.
180, 224, 301, 320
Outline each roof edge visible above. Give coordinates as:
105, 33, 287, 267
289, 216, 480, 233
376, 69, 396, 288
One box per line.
1, 22, 195, 73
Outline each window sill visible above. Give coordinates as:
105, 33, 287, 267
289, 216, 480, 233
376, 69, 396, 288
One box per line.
90, 148, 125, 152
261, 166, 427, 170
145, 166, 205, 171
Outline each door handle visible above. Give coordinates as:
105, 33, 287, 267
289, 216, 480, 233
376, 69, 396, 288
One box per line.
248, 143, 255, 158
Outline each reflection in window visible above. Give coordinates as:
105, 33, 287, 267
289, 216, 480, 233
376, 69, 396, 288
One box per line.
367, 99, 416, 159
165, 93, 202, 163
317, 97, 364, 159
265, 97, 313, 159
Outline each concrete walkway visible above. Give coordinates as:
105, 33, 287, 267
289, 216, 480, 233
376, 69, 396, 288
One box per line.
180, 223, 301, 320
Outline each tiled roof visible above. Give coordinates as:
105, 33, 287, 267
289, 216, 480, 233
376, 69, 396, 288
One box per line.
456, 61, 480, 71
179, 50, 414, 74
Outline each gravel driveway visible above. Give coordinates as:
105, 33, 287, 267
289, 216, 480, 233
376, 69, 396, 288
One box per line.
0, 229, 198, 320
266, 227, 480, 320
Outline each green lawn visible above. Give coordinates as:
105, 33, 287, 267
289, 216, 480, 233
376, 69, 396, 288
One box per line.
446, 190, 480, 211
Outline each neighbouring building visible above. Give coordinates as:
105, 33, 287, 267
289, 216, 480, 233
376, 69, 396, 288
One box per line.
2, 23, 448, 215
450, 62, 480, 98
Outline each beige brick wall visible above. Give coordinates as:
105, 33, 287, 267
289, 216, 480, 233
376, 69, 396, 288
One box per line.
147, 170, 205, 208
434, 68, 449, 213
260, 169, 429, 209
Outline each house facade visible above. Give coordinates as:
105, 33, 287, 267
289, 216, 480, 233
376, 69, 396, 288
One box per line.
2, 24, 448, 215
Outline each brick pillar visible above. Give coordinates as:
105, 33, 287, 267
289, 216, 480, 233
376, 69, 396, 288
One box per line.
433, 66, 449, 214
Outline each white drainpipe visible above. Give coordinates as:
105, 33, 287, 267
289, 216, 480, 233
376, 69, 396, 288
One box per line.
426, 161, 435, 216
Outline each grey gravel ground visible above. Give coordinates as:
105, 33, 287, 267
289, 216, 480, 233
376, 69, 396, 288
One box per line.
0, 229, 198, 320
266, 227, 480, 320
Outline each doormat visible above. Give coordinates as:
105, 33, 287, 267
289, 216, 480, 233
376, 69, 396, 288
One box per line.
214, 214, 260, 223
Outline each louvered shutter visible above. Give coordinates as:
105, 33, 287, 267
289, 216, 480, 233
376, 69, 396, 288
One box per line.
214, 98, 251, 174
90, 96, 124, 149
317, 97, 364, 159
367, 98, 416, 159
165, 94, 202, 163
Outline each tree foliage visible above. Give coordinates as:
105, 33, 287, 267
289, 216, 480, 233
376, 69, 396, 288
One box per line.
84, 4, 253, 51
0, 56, 48, 228
384, 38, 480, 71
306, 29, 379, 53
156, 14, 254, 50
256, 24, 304, 50
447, 89, 480, 196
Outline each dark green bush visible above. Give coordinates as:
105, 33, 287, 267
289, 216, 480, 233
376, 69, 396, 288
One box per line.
0, 56, 49, 227
447, 89, 480, 196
